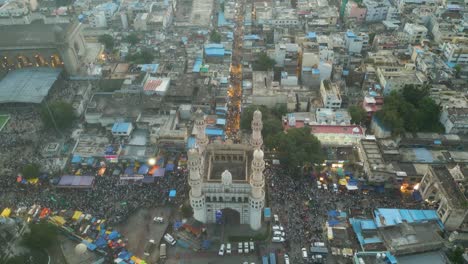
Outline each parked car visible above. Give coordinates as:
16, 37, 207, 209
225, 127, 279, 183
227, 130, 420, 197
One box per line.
272, 225, 284, 231
272, 236, 285, 243
164, 233, 176, 246
284, 253, 290, 264
249, 241, 254, 251
302, 248, 308, 259
244, 242, 249, 253
273, 231, 285, 237
226, 243, 231, 254
238, 242, 243, 253
218, 244, 225, 256
153, 216, 164, 223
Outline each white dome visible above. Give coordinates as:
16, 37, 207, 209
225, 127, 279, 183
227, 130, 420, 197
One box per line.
253, 149, 264, 160
75, 243, 87, 255
253, 109, 262, 119
221, 170, 232, 185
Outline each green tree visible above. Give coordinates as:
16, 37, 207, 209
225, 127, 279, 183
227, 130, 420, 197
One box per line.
348, 105, 367, 124
253, 53, 276, 71
447, 246, 464, 264
210, 30, 221, 43
125, 33, 140, 46
40, 101, 76, 130
126, 50, 155, 64
22, 222, 58, 250
98, 34, 114, 50
21, 163, 40, 179
266, 127, 324, 175
180, 202, 193, 218
240, 105, 284, 140
454, 64, 462, 78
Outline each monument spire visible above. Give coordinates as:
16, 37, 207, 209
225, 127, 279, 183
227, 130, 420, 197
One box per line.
250, 109, 263, 149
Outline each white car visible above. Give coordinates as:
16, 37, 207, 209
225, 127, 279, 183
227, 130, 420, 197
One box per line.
238, 242, 243, 253
273, 214, 279, 223
218, 244, 225, 256
273, 231, 285, 237
333, 183, 338, 192
249, 241, 254, 251
284, 254, 290, 264
317, 181, 322, 189
272, 225, 284, 231
244, 242, 249, 253
323, 184, 328, 190
153, 216, 164, 223
272, 236, 285, 243
302, 248, 308, 259
226, 243, 231, 254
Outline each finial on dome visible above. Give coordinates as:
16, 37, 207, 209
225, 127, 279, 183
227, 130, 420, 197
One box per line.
253, 149, 264, 160
253, 109, 262, 119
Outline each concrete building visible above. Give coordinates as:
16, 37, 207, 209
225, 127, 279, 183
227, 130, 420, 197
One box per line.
188, 109, 265, 230
363, 0, 391, 22
345, 31, 364, 54
315, 108, 351, 125
344, 1, 367, 23
419, 165, 468, 231
376, 65, 426, 95
310, 125, 364, 146
441, 42, 468, 65
403, 23, 428, 44
440, 108, 468, 134
0, 22, 86, 75
133, 12, 148, 31
320, 80, 342, 109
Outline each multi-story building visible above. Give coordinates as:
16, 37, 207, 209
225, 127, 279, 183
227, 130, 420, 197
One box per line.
363, 0, 391, 22
440, 108, 468, 134
345, 31, 364, 54
419, 165, 468, 231
403, 23, 428, 44
320, 80, 342, 109
441, 42, 468, 65
376, 65, 426, 95
344, 1, 367, 23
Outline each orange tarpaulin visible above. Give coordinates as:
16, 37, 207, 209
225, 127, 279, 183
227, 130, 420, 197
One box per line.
39, 208, 50, 219
148, 165, 159, 175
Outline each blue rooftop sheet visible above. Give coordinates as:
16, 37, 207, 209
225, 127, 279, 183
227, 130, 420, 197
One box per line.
72, 155, 81, 163
373, 208, 441, 228
264, 208, 271, 217
138, 64, 159, 73
312, 69, 320, 74
244, 34, 260, 40
413, 148, 434, 163
206, 128, 224, 136
307, 32, 317, 39
361, 220, 377, 230
346, 31, 356, 38
112, 122, 131, 134
192, 57, 203, 73
216, 118, 226, 125
205, 43, 224, 49
169, 189, 176, 198
187, 136, 196, 149
205, 48, 225, 57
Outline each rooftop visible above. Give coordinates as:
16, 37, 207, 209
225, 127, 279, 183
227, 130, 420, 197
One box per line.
0, 22, 75, 47
431, 165, 467, 208
0, 68, 61, 104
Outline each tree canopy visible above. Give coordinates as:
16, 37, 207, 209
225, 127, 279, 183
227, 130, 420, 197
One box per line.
240, 105, 286, 141
266, 127, 324, 174
21, 163, 40, 179
374, 85, 442, 135
22, 222, 58, 250
210, 31, 221, 43
40, 101, 76, 131
348, 105, 367, 125
98, 34, 114, 50
126, 50, 155, 64
125, 33, 140, 46
253, 53, 276, 71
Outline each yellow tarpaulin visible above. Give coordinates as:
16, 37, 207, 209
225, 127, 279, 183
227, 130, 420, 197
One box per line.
72, 211, 83, 221
338, 178, 347, 186
50, 216, 66, 225
27, 178, 39, 184
1, 208, 11, 217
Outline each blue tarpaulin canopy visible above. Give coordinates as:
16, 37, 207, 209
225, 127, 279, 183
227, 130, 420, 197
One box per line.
328, 210, 339, 217
108, 231, 120, 240
138, 165, 149, 175
81, 240, 97, 251
153, 168, 165, 177
124, 167, 134, 176
165, 163, 175, 171
169, 189, 176, 198
87, 157, 95, 166
328, 219, 340, 226
174, 220, 183, 229
95, 237, 107, 247
72, 155, 81, 163
264, 208, 271, 218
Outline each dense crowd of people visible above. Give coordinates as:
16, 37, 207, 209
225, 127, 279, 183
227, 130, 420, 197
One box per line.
266, 165, 425, 263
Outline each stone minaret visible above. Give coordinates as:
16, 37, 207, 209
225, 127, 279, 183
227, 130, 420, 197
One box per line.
188, 148, 206, 222
194, 108, 208, 174
250, 109, 263, 150
249, 149, 265, 230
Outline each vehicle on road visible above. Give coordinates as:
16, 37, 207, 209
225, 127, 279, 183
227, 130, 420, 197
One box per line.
284, 253, 290, 264
144, 239, 156, 256
272, 236, 285, 243
164, 233, 176, 246
273, 214, 279, 223
159, 243, 166, 259
302, 248, 308, 259
269, 252, 276, 264
153, 216, 164, 223
226, 243, 231, 254
218, 244, 225, 256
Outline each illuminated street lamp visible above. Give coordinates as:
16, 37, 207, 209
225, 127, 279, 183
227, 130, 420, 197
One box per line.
148, 158, 156, 166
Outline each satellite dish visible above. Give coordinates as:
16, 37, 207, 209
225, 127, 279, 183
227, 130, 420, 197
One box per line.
74, 243, 87, 255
